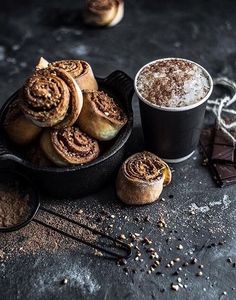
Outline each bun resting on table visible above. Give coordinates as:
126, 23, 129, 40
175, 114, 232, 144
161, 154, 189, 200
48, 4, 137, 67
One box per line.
40, 126, 100, 167
84, 0, 124, 27
20, 67, 83, 128
77, 90, 128, 141
116, 151, 172, 205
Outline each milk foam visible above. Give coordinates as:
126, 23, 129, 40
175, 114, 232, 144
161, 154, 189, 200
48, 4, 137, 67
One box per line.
136, 59, 210, 108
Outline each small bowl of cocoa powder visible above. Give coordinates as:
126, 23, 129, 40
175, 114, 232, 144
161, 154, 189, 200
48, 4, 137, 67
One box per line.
0, 170, 39, 232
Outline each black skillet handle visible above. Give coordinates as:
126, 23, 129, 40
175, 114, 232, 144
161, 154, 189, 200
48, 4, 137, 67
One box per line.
103, 70, 134, 108
0, 143, 22, 164
0, 144, 10, 158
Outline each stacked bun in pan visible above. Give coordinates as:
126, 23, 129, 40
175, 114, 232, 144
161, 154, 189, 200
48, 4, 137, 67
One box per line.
4, 58, 128, 167
4, 57, 172, 205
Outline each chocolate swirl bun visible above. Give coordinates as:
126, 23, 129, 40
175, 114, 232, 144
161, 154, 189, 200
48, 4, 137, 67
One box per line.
51, 60, 98, 91
84, 0, 124, 27
77, 90, 128, 141
116, 151, 172, 205
4, 100, 42, 145
20, 68, 83, 128
40, 126, 100, 166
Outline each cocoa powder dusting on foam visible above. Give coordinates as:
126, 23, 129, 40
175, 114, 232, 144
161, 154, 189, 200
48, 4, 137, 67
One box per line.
137, 59, 210, 107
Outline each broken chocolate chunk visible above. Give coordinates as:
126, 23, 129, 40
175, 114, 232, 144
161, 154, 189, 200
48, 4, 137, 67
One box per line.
200, 127, 236, 187
212, 126, 236, 163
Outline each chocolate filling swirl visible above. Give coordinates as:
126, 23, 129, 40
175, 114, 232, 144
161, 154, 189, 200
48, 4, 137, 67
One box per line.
21, 68, 82, 128
88, 91, 127, 124
87, 0, 115, 11
52, 127, 100, 165
84, 0, 123, 28
51, 60, 86, 79
51, 60, 98, 91
123, 152, 165, 183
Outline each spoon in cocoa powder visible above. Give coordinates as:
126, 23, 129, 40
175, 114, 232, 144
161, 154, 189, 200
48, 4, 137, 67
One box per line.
0, 170, 132, 259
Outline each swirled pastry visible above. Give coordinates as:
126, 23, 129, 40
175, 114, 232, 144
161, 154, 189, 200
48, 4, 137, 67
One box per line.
84, 0, 124, 27
4, 100, 42, 145
51, 60, 98, 91
77, 90, 128, 141
116, 151, 172, 205
20, 68, 83, 128
36, 58, 98, 91
40, 126, 100, 166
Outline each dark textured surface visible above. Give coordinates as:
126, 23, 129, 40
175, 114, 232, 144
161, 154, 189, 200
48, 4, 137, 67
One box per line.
0, 0, 236, 299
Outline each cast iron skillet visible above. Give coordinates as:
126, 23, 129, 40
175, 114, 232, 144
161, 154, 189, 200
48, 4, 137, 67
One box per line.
0, 70, 134, 198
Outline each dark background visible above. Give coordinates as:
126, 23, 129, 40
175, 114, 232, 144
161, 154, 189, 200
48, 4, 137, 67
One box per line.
0, 0, 236, 299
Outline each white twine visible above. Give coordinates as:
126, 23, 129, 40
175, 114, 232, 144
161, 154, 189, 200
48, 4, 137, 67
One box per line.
206, 77, 236, 146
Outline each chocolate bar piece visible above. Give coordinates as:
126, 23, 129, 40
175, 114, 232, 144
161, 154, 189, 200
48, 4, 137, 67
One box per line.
200, 127, 236, 187
211, 127, 235, 163
214, 163, 236, 186
200, 128, 214, 156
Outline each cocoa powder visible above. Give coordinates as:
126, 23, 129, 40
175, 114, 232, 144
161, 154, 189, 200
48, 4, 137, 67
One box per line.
0, 204, 100, 260
0, 185, 30, 228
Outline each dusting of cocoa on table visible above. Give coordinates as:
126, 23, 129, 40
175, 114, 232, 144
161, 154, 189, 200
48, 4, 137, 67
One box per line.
0, 206, 100, 260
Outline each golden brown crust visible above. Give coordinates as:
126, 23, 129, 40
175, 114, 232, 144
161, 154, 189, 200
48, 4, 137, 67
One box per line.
4, 100, 42, 145
84, 0, 123, 27
40, 130, 68, 166
20, 67, 83, 128
77, 90, 128, 141
51, 60, 98, 91
116, 151, 171, 205
161, 160, 172, 186
54, 71, 83, 129
40, 127, 100, 166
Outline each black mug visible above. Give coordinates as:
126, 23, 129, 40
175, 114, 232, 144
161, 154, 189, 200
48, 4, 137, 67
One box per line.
135, 58, 213, 163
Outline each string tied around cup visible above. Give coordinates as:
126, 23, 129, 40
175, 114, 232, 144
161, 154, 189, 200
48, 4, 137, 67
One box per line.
206, 77, 236, 146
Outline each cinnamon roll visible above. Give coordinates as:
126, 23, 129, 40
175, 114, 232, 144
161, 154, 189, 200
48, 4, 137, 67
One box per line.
77, 90, 128, 141
20, 67, 83, 128
40, 126, 100, 166
4, 100, 42, 145
84, 0, 124, 27
116, 151, 172, 205
51, 60, 98, 91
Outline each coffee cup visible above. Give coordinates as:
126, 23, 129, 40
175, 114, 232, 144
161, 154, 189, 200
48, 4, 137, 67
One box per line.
134, 58, 213, 163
